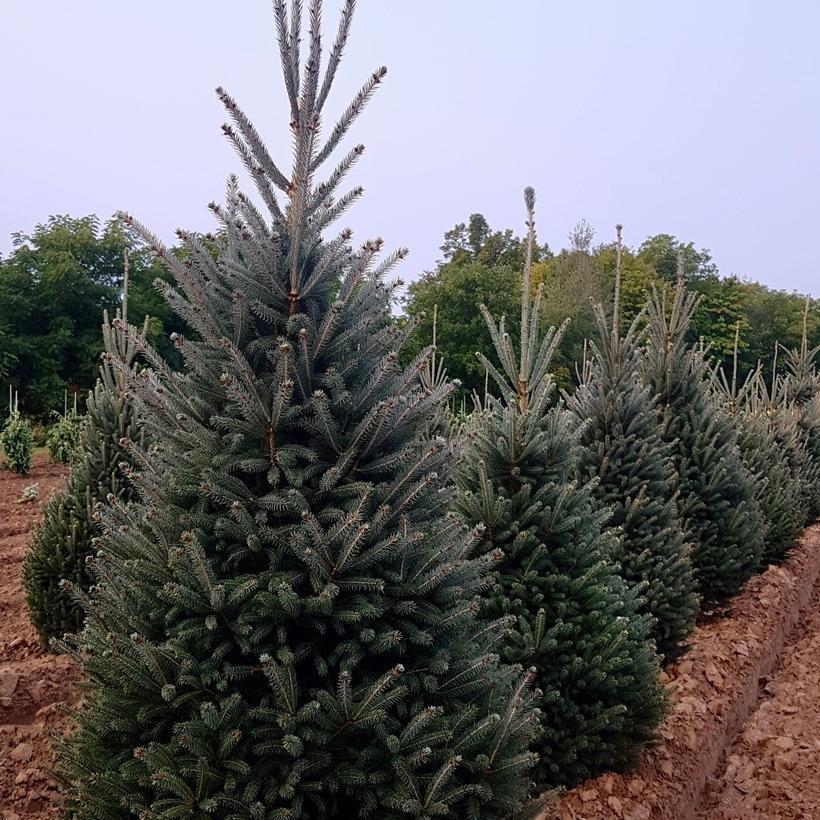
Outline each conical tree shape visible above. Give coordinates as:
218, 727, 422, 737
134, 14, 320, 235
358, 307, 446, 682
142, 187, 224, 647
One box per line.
800, 391, 820, 517
713, 349, 804, 565
782, 306, 820, 518
23, 313, 147, 645
457, 190, 665, 789
57, 5, 540, 818
760, 363, 818, 527
735, 412, 803, 564
642, 276, 763, 600
568, 227, 697, 659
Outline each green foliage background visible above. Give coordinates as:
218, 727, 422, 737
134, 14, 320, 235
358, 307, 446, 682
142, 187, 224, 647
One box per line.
0, 215, 184, 418
404, 219, 818, 398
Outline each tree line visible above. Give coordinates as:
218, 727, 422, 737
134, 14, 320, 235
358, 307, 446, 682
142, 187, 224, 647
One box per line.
0, 215, 183, 417
0, 210, 816, 420
404, 212, 819, 397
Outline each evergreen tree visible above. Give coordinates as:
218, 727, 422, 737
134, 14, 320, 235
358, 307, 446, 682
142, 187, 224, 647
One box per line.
567, 225, 697, 660
758, 356, 817, 528
23, 313, 146, 645
457, 190, 665, 789
1, 407, 33, 474
782, 301, 820, 518
57, 5, 540, 818
641, 267, 764, 600
713, 335, 804, 565
46, 407, 84, 463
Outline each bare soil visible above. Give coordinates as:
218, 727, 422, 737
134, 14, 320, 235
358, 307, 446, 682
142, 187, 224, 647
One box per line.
0, 456, 77, 820
702, 570, 820, 818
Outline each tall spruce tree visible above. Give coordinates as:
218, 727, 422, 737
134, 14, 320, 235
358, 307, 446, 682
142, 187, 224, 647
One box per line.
567, 225, 697, 659
759, 351, 817, 528
713, 330, 804, 565
56, 5, 541, 818
457, 190, 665, 789
642, 265, 764, 600
23, 313, 146, 645
783, 300, 820, 518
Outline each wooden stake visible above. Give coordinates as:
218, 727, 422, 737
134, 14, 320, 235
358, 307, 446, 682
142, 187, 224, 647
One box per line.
771, 340, 779, 410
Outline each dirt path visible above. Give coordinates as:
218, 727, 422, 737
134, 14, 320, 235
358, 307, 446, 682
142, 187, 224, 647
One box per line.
702, 572, 820, 819
0, 456, 77, 820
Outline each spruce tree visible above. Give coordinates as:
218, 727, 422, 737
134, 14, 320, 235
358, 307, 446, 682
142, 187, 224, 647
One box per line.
783, 301, 820, 518
23, 313, 146, 645
567, 225, 697, 659
457, 190, 665, 789
1, 407, 33, 474
759, 354, 817, 527
714, 333, 804, 565
57, 5, 540, 818
642, 268, 763, 601
46, 407, 84, 463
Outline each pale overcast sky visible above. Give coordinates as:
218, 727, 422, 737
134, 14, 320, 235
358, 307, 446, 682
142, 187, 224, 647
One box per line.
1, 1, 819, 295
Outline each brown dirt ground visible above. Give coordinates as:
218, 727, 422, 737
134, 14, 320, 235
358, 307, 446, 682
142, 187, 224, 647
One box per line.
0, 455, 77, 820
701, 570, 820, 819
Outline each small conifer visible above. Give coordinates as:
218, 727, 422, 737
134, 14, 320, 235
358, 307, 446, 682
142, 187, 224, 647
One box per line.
641, 266, 763, 600
458, 190, 665, 789
24, 313, 146, 645
568, 225, 697, 659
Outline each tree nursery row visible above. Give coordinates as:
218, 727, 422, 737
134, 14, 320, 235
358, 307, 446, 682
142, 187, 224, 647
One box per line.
3, 2, 819, 818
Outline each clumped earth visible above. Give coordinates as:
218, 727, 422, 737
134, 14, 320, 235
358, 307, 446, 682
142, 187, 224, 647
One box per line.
0, 455, 77, 820
702, 573, 820, 818
2, 457, 820, 819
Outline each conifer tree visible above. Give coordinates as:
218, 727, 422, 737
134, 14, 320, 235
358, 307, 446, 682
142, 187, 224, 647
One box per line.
642, 266, 763, 600
568, 225, 696, 659
46, 406, 84, 464
1, 406, 33, 475
457, 190, 665, 789
57, 5, 540, 818
23, 313, 146, 645
783, 298, 820, 518
759, 350, 817, 527
714, 330, 804, 565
